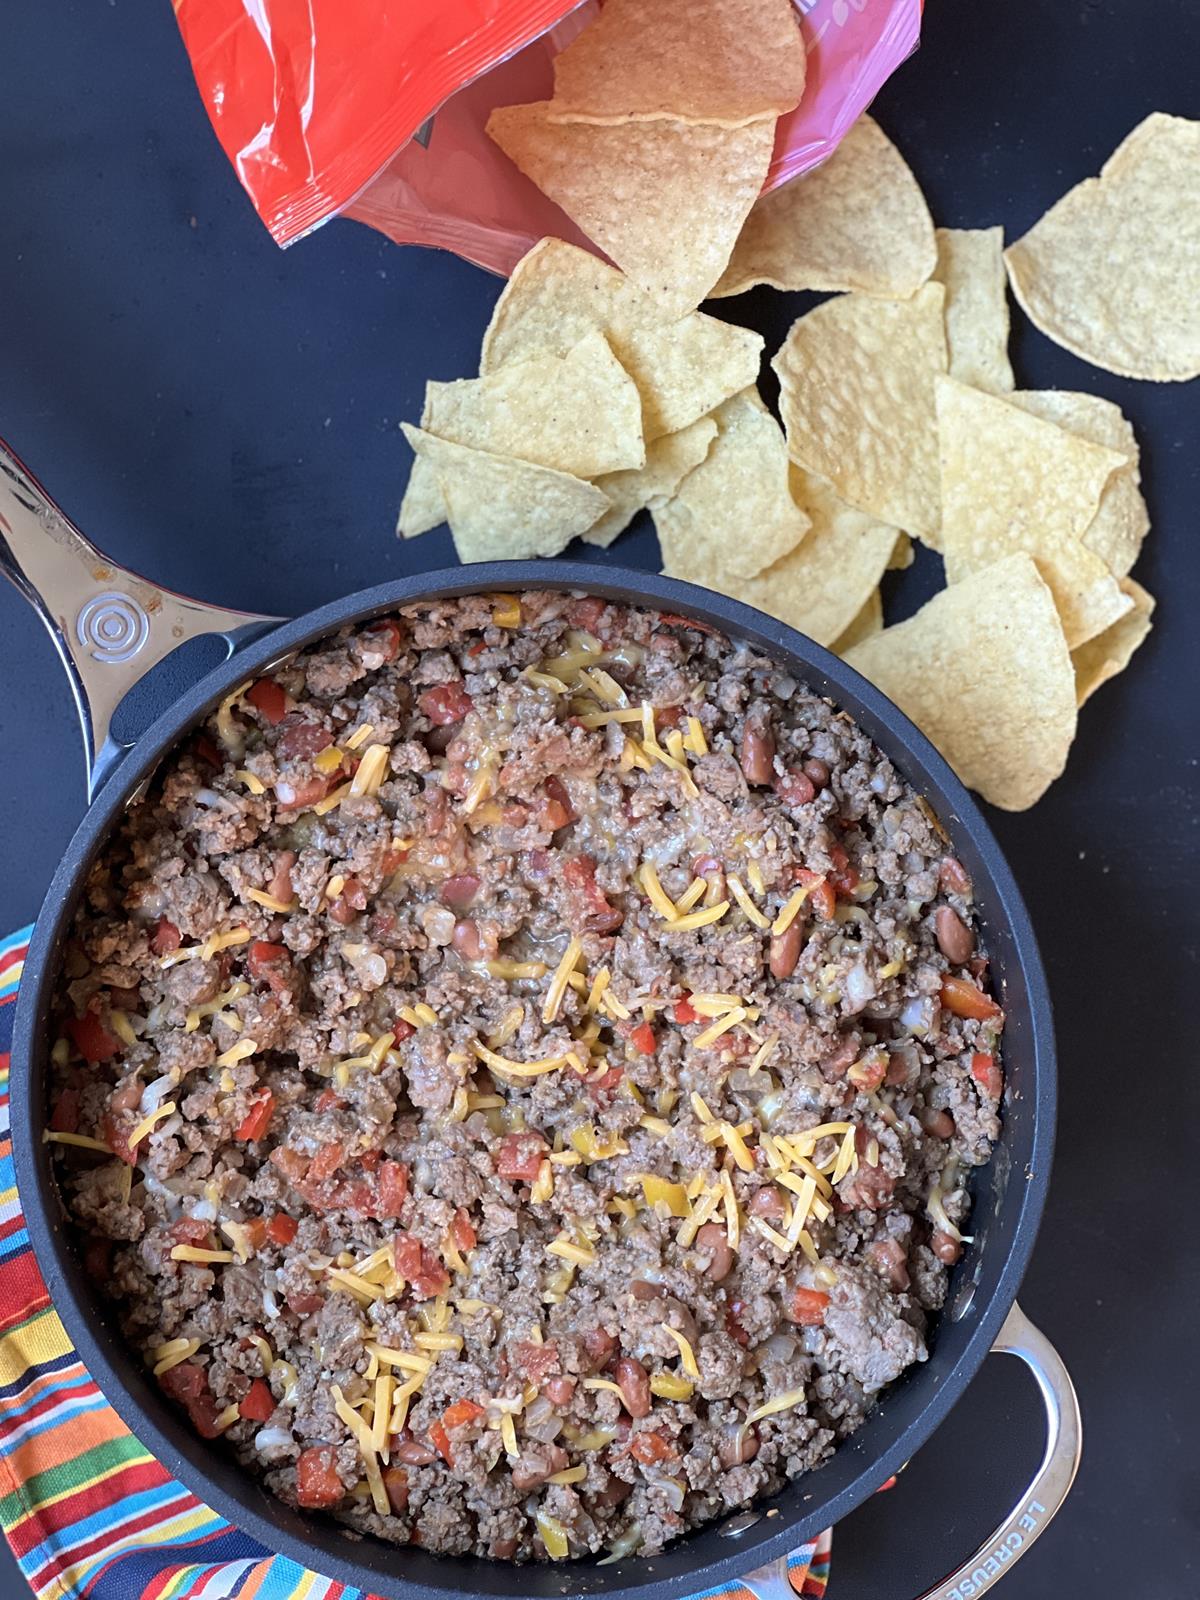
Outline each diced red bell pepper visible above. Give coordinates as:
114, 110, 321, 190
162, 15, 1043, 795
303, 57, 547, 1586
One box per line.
239, 1378, 276, 1422
629, 1021, 657, 1056
235, 1089, 275, 1143
941, 976, 1003, 1023
790, 1288, 831, 1327
673, 995, 698, 1025
428, 1419, 453, 1465
266, 1212, 298, 1246
496, 1132, 548, 1182
971, 1052, 1003, 1099
296, 1445, 345, 1508
150, 917, 181, 955
49, 1088, 81, 1135
629, 1431, 677, 1465
66, 1011, 121, 1064
450, 1207, 476, 1252
419, 682, 473, 726
442, 1399, 485, 1430
246, 678, 288, 725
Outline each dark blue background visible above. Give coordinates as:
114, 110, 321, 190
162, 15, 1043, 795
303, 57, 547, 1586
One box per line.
1, 1, 1196, 1595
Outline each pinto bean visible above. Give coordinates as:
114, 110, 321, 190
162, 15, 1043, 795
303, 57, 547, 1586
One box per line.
740, 716, 776, 785
931, 1230, 963, 1265
395, 1439, 437, 1466
940, 856, 973, 898
935, 906, 975, 966
870, 1237, 910, 1291
718, 1425, 759, 1467
545, 1375, 576, 1406
803, 757, 831, 790
490, 1537, 519, 1560
511, 1444, 569, 1492
920, 1107, 956, 1140
589, 1476, 633, 1510
451, 919, 483, 961
695, 1222, 734, 1282
631, 1280, 662, 1301
613, 1356, 652, 1419
769, 920, 804, 980
750, 1187, 786, 1220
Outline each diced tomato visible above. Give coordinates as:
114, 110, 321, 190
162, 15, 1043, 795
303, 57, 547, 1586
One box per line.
467, 638, 486, 657
274, 773, 333, 810
540, 776, 576, 831
971, 1052, 1003, 1100
246, 678, 288, 725
496, 1132, 548, 1182
66, 1011, 121, 1064
376, 1161, 410, 1218
429, 1420, 453, 1465
314, 1087, 339, 1112
629, 1432, 677, 1466
587, 1064, 624, 1103
296, 1445, 345, 1508
307, 1142, 345, 1185
276, 716, 334, 759
790, 1287, 831, 1327
380, 844, 410, 876
287, 1291, 325, 1317
562, 854, 623, 934
247, 941, 292, 994
581, 1327, 617, 1372
159, 1361, 222, 1439
827, 843, 860, 897
797, 867, 836, 921
235, 1089, 275, 1143
243, 1218, 268, 1250
382, 1465, 409, 1514
150, 917, 181, 955
393, 1234, 423, 1280
443, 1399, 485, 1430
725, 1301, 751, 1348
103, 1113, 140, 1166
391, 1019, 416, 1045
239, 1378, 276, 1422
775, 768, 817, 807
194, 734, 222, 769
266, 1212, 298, 1246
270, 1146, 309, 1184
511, 1340, 560, 1382
328, 875, 368, 925
361, 618, 403, 663
673, 995, 698, 1025
170, 1217, 214, 1247
567, 596, 607, 631
940, 976, 1003, 1023
267, 850, 296, 906
629, 1021, 657, 1056
392, 1233, 450, 1299
419, 682, 473, 726
450, 1207, 476, 1252
441, 874, 481, 911
49, 1088, 80, 1135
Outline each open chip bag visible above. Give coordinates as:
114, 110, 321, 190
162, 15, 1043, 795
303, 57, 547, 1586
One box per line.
172, 0, 921, 275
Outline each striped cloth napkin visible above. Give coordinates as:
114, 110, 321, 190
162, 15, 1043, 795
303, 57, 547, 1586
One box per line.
0, 927, 831, 1600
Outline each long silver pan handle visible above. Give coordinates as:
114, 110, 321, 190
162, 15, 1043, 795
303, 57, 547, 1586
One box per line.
0, 435, 277, 798
742, 1302, 1081, 1600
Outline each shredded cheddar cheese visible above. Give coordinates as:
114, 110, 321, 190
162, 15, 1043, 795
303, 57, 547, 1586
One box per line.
43, 1130, 113, 1154
667, 900, 730, 932
661, 1324, 700, 1378
692, 1007, 748, 1049
727, 875, 770, 929
673, 877, 707, 915
233, 768, 265, 795
215, 1038, 258, 1068
245, 888, 297, 914
126, 1101, 178, 1148
151, 1337, 201, 1376
746, 1387, 807, 1424
639, 863, 679, 922
543, 936, 583, 1025
170, 1245, 234, 1265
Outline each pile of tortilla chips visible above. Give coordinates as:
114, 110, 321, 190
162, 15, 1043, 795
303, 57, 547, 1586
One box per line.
397, 101, 1191, 812
486, 0, 805, 317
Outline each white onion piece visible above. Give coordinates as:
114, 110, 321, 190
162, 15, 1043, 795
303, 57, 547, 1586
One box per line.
660, 1477, 686, 1512
843, 960, 877, 1011
155, 1114, 183, 1142
765, 1332, 800, 1363
899, 995, 936, 1036
340, 942, 387, 988
185, 1197, 217, 1223
758, 1090, 785, 1127
139, 1074, 177, 1115
254, 1425, 293, 1453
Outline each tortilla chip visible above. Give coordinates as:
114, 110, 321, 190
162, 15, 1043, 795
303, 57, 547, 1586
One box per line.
548, 0, 805, 126
931, 227, 1014, 392
714, 116, 936, 299
482, 240, 763, 442
1072, 578, 1156, 706
831, 589, 883, 655
653, 391, 810, 579
845, 553, 1077, 812
400, 425, 608, 564
397, 453, 447, 539
423, 330, 644, 477
888, 533, 915, 571
1004, 112, 1200, 381
584, 416, 718, 547
486, 104, 775, 317
773, 284, 948, 542
1007, 389, 1149, 578
936, 378, 1130, 647
659, 465, 898, 648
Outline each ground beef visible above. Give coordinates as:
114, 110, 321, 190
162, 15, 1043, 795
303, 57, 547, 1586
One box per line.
48, 594, 1005, 1564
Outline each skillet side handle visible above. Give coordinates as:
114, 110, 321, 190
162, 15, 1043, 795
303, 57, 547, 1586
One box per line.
742, 1302, 1080, 1600
0, 434, 277, 798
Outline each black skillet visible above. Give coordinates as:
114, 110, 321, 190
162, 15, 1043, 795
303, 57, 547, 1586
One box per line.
1, 438, 1079, 1600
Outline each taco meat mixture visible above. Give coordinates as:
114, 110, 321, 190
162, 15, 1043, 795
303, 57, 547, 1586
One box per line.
48, 592, 1004, 1562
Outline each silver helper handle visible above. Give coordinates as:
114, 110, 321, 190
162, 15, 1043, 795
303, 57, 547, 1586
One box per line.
743, 1303, 1081, 1600
0, 435, 276, 798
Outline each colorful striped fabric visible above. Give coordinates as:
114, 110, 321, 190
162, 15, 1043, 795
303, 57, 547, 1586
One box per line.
0, 926, 831, 1599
